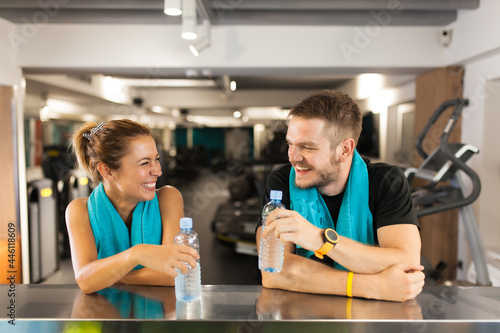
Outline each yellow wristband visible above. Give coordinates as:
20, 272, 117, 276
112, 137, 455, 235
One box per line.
347, 271, 354, 298
346, 297, 353, 319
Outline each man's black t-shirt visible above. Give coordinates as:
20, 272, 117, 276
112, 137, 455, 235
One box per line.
259, 160, 419, 245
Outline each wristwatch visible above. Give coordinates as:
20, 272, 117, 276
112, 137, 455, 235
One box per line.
314, 228, 339, 259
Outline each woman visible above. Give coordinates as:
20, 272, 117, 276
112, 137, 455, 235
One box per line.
66, 120, 198, 294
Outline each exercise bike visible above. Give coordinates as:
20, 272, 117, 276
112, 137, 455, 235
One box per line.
405, 98, 491, 286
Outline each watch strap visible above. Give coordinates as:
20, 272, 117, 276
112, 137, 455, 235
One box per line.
314, 242, 334, 259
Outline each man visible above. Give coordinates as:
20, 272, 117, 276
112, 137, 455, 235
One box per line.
256, 90, 424, 302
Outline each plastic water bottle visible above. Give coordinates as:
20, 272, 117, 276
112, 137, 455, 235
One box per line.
174, 217, 201, 302
176, 299, 202, 319
259, 190, 286, 273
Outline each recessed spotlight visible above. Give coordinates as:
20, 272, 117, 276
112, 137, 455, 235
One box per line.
164, 0, 182, 16
230, 80, 237, 92
151, 106, 163, 113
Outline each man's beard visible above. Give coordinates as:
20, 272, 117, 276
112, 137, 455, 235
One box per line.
294, 154, 341, 190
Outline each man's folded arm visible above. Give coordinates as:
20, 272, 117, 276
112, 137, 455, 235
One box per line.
325, 224, 422, 274
257, 226, 424, 302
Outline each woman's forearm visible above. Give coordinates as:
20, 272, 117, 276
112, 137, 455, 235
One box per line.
74, 245, 144, 294
118, 267, 175, 286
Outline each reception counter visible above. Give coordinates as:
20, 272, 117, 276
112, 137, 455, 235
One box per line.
2, 284, 500, 332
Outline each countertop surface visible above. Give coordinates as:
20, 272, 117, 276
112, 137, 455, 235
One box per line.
2, 284, 500, 332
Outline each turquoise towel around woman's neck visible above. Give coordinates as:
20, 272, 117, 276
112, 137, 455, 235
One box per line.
289, 150, 374, 271
97, 287, 164, 319
87, 183, 162, 270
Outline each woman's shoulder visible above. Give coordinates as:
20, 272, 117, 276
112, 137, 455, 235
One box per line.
156, 185, 183, 204
67, 197, 88, 212
156, 185, 184, 222
65, 197, 89, 226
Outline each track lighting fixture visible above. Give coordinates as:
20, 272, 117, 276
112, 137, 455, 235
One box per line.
189, 21, 210, 56
164, 0, 182, 16
181, 0, 197, 40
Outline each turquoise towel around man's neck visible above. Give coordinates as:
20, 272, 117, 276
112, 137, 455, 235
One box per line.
87, 183, 162, 270
289, 150, 374, 271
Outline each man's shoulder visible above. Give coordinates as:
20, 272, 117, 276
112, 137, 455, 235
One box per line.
366, 160, 407, 189
267, 163, 292, 192
271, 163, 292, 177
366, 160, 404, 178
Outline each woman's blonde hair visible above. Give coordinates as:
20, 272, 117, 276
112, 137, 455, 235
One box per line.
71, 119, 152, 183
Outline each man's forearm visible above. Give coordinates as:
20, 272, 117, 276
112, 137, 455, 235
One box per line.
327, 225, 421, 274
259, 225, 376, 296
327, 236, 412, 274
262, 252, 380, 299
262, 252, 424, 302
262, 252, 351, 295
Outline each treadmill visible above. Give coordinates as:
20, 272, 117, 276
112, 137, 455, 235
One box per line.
405, 98, 491, 286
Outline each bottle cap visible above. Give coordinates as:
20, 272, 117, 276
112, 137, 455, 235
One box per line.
270, 190, 282, 200
180, 217, 193, 229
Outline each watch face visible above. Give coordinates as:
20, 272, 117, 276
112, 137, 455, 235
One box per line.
325, 229, 338, 243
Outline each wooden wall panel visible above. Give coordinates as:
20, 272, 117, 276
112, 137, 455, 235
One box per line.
415, 67, 464, 283
0, 86, 22, 283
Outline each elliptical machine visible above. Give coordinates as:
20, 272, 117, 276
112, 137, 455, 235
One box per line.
405, 98, 491, 286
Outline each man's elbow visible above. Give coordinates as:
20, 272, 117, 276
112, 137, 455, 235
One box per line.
407, 242, 422, 266
261, 272, 277, 289
261, 269, 290, 290
401, 249, 421, 267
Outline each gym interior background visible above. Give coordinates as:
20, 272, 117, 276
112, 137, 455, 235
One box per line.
1, 1, 499, 287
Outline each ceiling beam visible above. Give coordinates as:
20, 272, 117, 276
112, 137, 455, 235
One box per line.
209, 0, 480, 11
206, 10, 458, 26
0, 0, 480, 10
0, 8, 458, 26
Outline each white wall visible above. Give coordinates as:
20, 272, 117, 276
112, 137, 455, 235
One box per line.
444, 0, 500, 67
15, 24, 444, 74
481, 80, 500, 251
445, 0, 500, 254
0, 18, 22, 85
339, 77, 416, 162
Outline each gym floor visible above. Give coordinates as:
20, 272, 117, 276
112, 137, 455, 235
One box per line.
42, 167, 262, 286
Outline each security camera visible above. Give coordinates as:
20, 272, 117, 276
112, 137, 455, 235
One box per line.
441, 29, 452, 47
133, 97, 143, 107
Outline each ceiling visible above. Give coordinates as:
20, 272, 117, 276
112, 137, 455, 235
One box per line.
1, 0, 480, 125
0, 0, 480, 26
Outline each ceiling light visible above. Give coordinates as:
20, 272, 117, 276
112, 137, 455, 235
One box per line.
356, 73, 385, 100
164, 0, 182, 16
151, 106, 164, 113
243, 107, 289, 120
233, 110, 241, 118
40, 105, 50, 122
254, 123, 266, 132
230, 80, 237, 92
189, 20, 211, 56
181, 0, 197, 40
171, 108, 181, 117
189, 37, 210, 57
118, 78, 216, 88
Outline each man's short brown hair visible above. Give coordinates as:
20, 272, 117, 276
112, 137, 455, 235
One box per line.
289, 90, 362, 149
